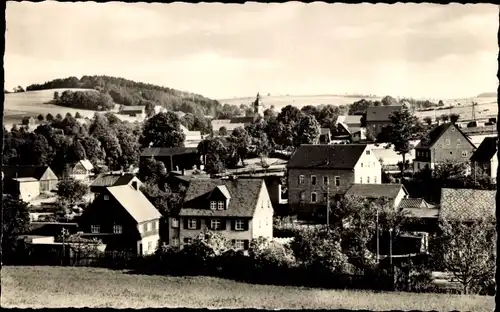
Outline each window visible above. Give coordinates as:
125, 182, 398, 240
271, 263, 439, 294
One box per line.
418, 163, 421, 169
311, 192, 317, 203
335, 176, 340, 187
210, 201, 217, 210
456, 139, 461, 146
234, 240, 245, 250
361, 163, 364, 168
183, 237, 192, 245
210, 219, 221, 230
373, 176, 377, 183
113, 225, 122, 234
300, 191, 305, 201
104, 195, 109, 200
366, 150, 371, 155
461, 151, 468, 158
172, 218, 179, 228
155, 221, 159, 230
143, 223, 148, 233
323, 192, 328, 202
148, 241, 152, 252
367, 176, 370, 183
235, 219, 245, 230
91, 225, 100, 233
445, 139, 450, 145
188, 218, 197, 229
172, 238, 179, 246
147, 222, 152, 231
359, 177, 362, 183
217, 201, 225, 210
299, 175, 305, 184
311, 175, 317, 185
323, 176, 329, 185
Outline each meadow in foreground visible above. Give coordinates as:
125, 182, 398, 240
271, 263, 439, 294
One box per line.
1, 266, 494, 311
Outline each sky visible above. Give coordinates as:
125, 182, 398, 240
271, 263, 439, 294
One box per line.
4, 2, 498, 100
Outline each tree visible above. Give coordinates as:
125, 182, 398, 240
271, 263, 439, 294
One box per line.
56, 178, 89, 206
218, 126, 228, 136
75, 112, 82, 119
70, 140, 87, 161
138, 158, 167, 184
381, 95, 398, 106
263, 108, 276, 120
293, 115, 321, 147
438, 218, 496, 294
140, 182, 181, 216
53, 91, 60, 100
66, 112, 73, 118
56, 113, 63, 120
449, 113, 460, 123
32, 134, 53, 165
2, 195, 31, 263
81, 136, 105, 165
228, 127, 251, 165
98, 132, 123, 170
140, 112, 185, 148
203, 137, 228, 174
423, 116, 432, 126
37, 114, 44, 121
388, 108, 420, 178
440, 114, 449, 122
46, 113, 54, 121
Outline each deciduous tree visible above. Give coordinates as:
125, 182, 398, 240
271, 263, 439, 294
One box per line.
388, 108, 420, 178
293, 114, 320, 147
140, 112, 185, 148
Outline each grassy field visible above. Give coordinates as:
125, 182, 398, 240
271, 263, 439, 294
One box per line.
3, 88, 103, 129
1, 266, 494, 310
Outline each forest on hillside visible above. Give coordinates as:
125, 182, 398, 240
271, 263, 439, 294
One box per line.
26, 75, 222, 116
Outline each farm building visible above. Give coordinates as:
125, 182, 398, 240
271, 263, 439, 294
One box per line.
70, 159, 94, 182
21, 116, 36, 126
140, 147, 201, 173
2, 165, 59, 194
119, 106, 146, 119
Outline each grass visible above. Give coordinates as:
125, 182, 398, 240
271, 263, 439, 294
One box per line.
1, 266, 494, 310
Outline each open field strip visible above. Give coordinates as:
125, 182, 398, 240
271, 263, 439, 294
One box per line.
1, 266, 494, 310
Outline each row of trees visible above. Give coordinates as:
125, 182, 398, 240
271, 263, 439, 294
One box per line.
54, 90, 115, 111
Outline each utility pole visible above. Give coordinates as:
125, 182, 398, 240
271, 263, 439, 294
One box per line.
326, 178, 330, 232
389, 228, 393, 268
376, 207, 380, 264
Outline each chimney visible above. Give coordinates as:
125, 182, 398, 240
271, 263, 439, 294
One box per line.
132, 181, 138, 191
182, 168, 185, 176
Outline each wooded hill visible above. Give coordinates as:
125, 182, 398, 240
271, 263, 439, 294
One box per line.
26, 75, 222, 116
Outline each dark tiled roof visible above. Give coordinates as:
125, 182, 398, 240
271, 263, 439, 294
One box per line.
90, 173, 137, 187
439, 188, 496, 221
180, 178, 264, 217
366, 105, 402, 122
120, 105, 145, 112
229, 116, 255, 124
344, 183, 406, 200
401, 207, 439, 219
2, 166, 55, 181
398, 198, 434, 209
470, 136, 497, 162
287, 144, 367, 169
141, 147, 198, 157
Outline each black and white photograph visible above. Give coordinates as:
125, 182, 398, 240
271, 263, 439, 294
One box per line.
1, 2, 497, 310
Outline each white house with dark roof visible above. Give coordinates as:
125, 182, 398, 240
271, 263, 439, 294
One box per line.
79, 184, 162, 256
343, 183, 408, 209
470, 136, 497, 183
169, 178, 273, 251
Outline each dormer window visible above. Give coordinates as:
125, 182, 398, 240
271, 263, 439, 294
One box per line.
104, 195, 109, 200
445, 139, 450, 145
217, 201, 224, 210
366, 150, 370, 155
210, 201, 217, 210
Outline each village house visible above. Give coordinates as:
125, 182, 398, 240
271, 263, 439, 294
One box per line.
439, 188, 496, 222
78, 184, 162, 256
350, 127, 367, 142
470, 136, 497, 183
21, 116, 36, 127
179, 124, 204, 148
365, 105, 402, 139
336, 115, 363, 129
169, 178, 273, 251
397, 197, 439, 233
413, 123, 476, 172
2, 165, 59, 200
89, 173, 143, 200
287, 144, 382, 218
342, 183, 409, 209
140, 147, 201, 173
69, 159, 94, 182
119, 105, 146, 119
330, 123, 351, 143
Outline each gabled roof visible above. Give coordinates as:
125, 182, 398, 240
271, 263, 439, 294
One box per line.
90, 173, 137, 188
107, 185, 162, 223
78, 159, 94, 171
337, 115, 362, 125
416, 123, 475, 149
366, 105, 402, 122
213, 185, 231, 199
180, 178, 264, 217
140, 147, 198, 157
470, 136, 497, 162
2, 165, 55, 181
287, 144, 367, 169
398, 198, 434, 209
120, 105, 145, 112
344, 183, 407, 200
439, 188, 496, 221
401, 207, 439, 219
13, 177, 38, 182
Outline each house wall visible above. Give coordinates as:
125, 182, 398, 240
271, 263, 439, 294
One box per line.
393, 188, 408, 209
288, 168, 354, 215
413, 161, 433, 172
39, 168, 59, 192
353, 147, 382, 184
366, 121, 390, 139
17, 181, 40, 202
430, 126, 476, 163
251, 181, 273, 239
491, 153, 498, 181
137, 234, 160, 256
